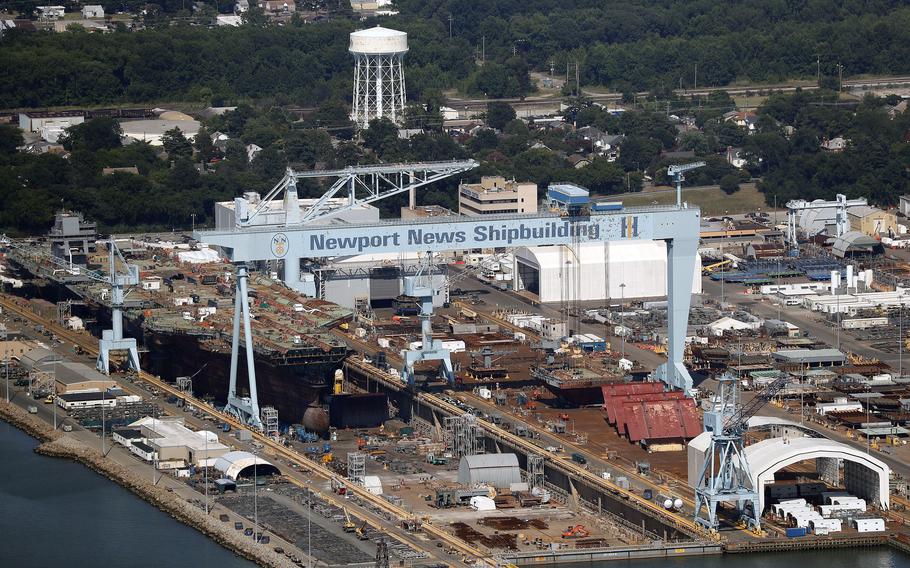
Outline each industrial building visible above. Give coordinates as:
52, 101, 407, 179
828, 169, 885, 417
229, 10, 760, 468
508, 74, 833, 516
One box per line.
458, 176, 538, 216
457, 453, 522, 488
56, 391, 119, 410
305, 251, 448, 309
124, 417, 229, 469
119, 118, 201, 146
52, 361, 118, 394
512, 241, 701, 302
18, 111, 84, 143
48, 211, 97, 265
848, 205, 896, 237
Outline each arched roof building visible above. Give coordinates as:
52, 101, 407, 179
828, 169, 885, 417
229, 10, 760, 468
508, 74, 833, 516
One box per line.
213, 451, 280, 481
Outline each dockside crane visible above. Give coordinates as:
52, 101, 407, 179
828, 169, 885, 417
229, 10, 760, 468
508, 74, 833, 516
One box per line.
667, 162, 706, 207
1, 236, 141, 374
694, 373, 790, 531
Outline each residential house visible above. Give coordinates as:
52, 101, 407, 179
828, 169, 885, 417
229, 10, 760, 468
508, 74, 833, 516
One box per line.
723, 110, 759, 133
246, 143, 262, 162
258, 0, 295, 13
82, 4, 104, 18
440, 106, 459, 120
567, 154, 591, 169
820, 136, 848, 152
235, 0, 249, 12
36, 5, 65, 19
726, 146, 747, 168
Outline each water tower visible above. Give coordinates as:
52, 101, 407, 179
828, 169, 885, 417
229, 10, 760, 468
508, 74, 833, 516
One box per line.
349, 26, 408, 129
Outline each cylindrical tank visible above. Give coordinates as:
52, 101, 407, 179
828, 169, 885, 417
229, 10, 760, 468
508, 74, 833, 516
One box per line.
349, 26, 409, 55
673, 498, 684, 510
302, 405, 330, 433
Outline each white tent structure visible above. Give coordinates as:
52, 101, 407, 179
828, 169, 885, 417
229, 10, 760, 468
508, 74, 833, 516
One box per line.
513, 241, 701, 303
213, 451, 280, 480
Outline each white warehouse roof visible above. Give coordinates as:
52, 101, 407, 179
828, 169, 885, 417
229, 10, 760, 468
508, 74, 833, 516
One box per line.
744, 436, 890, 514
213, 451, 279, 481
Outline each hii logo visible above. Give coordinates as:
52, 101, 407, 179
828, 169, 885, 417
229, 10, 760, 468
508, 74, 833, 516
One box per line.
621, 216, 639, 238
270, 233, 288, 258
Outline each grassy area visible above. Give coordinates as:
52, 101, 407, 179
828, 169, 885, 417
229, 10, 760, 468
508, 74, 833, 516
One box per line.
611, 183, 772, 216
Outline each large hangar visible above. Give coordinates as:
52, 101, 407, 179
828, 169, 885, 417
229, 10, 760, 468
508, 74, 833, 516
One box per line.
512, 241, 701, 302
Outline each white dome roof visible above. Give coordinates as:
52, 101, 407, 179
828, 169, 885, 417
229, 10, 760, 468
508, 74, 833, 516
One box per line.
350, 26, 408, 55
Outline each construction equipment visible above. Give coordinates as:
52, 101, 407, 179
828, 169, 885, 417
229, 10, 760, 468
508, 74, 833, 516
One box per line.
786, 193, 868, 253
1, 237, 141, 375
356, 520, 369, 540
667, 161, 706, 207
342, 508, 356, 532
561, 525, 590, 539
694, 373, 789, 531
702, 260, 733, 274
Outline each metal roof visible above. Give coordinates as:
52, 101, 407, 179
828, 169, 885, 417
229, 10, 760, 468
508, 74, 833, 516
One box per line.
213, 451, 278, 481
772, 348, 845, 364
19, 348, 62, 370
621, 398, 702, 442
457, 453, 521, 487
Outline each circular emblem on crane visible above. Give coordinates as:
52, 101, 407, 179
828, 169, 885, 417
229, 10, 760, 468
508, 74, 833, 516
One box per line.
270, 233, 289, 258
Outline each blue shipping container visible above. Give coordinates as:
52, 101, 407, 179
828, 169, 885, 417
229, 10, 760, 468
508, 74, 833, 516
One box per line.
785, 527, 806, 538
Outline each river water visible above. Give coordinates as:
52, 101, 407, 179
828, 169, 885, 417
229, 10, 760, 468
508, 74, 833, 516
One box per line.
3, 421, 910, 568
0, 422, 253, 568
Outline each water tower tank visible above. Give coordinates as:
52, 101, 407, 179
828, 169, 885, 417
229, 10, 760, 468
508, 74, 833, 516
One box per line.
349, 26, 408, 128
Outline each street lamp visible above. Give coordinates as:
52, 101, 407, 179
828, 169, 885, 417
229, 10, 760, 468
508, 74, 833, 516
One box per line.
619, 283, 626, 360
253, 446, 258, 544
5, 347, 9, 403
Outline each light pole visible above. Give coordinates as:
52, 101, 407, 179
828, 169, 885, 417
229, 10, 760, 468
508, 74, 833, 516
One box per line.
101, 389, 106, 456
619, 283, 626, 359
866, 382, 871, 454
5, 347, 9, 403
204, 431, 209, 515
899, 305, 903, 380
53, 357, 57, 430
191, 213, 197, 232
253, 447, 258, 544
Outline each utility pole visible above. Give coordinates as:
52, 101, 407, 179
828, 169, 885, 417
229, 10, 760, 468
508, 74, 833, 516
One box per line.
448, 14, 452, 38
694, 63, 698, 91
191, 213, 196, 232
816, 55, 820, 87
481, 36, 485, 63
575, 61, 580, 97
837, 63, 843, 93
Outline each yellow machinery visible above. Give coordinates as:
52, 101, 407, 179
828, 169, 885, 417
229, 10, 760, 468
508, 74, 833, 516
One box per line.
356, 521, 369, 540
322, 453, 334, 464
333, 369, 344, 395
702, 260, 732, 274
343, 508, 356, 532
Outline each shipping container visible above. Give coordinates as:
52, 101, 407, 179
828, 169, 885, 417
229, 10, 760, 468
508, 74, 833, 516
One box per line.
785, 527, 806, 538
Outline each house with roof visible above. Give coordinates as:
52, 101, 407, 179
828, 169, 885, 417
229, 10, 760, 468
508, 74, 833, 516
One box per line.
82, 4, 104, 18
820, 136, 848, 152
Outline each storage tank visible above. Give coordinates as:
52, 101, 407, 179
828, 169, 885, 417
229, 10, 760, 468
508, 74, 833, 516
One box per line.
349, 26, 408, 128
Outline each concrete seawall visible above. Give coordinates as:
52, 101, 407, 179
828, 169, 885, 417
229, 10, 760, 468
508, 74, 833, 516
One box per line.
0, 401, 294, 568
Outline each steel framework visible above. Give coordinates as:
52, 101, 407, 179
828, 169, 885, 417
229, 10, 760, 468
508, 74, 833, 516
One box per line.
261, 406, 279, 438
527, 454, 545, 489
175, 376, 193, 395
351, 51, 406, 128
444, 414, 485, 458
786, 193, 867, 251
237, 161, 477, 229
667, 162, 706, 207
347, 451, 366, 484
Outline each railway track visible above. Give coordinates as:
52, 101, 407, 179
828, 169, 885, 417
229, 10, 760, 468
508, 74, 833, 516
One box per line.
0, 295, 492, 567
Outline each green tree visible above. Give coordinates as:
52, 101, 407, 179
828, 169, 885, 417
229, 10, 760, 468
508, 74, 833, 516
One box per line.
162, 128, 193, 159
60, 118, 122, 152
719, 173, 741, 195
486, 102, 517, 130
0, 124, 23, 155
362, 118, 400, 157
194, 126, 216, 163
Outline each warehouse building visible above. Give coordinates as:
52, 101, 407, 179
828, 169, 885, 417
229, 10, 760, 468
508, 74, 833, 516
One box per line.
56, 391, 118, 410
128, 417, 228, 469
308, 251, 448, 309
457, 453, 522, 488
512, 241, 701, 302
848, 205, 896, 237
52, 361, 117, 394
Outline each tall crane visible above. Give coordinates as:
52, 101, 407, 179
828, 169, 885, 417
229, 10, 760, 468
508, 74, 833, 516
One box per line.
694, 373, 789, 531
195, 164, 702, 426
667, 162, 706, 207
785, 193, 867, 254
401, 252, 454, 387
1, 236, 141, 374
